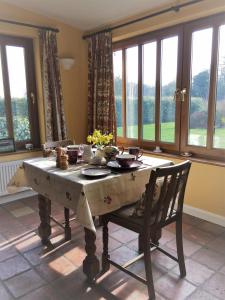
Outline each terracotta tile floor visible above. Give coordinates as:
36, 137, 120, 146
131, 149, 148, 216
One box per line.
0, 196, 224, 299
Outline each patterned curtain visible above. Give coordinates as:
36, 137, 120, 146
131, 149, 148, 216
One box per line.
88, 31, 116, 138
39, 30, 67, 141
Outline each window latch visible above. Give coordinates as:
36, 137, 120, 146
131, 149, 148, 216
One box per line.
173, 88, 187, 102
180, 88, 187, 102
173, 89, 180, 102
30, 92, 35, 105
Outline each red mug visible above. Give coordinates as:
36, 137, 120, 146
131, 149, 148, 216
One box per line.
67, 149, 78, 164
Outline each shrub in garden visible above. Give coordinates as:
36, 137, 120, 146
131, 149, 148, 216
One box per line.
0, 116, 30, 141
0, 117, 7, 138
13, 117, 30, 141
0, 97, 30, 141
115, 95, 215, 130
190, 111, 208, 129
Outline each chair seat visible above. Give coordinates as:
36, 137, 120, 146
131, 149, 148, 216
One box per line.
107, 203, 154, 233
107, 202, 177, 233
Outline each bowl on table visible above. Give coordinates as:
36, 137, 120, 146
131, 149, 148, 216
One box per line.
104, 146, 119, 161
116, 154, 136, 168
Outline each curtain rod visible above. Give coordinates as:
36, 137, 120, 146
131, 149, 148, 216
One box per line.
83, 0, 204, 39
0, 18, 59, 33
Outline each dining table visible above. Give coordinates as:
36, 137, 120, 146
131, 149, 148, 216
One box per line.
8, 155, 172, 282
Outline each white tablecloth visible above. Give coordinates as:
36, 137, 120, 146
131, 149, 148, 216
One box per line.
8, 156, 172, 232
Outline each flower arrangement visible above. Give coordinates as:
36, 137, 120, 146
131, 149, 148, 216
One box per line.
87, 129, 113, 147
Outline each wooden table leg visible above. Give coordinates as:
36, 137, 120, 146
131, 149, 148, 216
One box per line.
38, 194, 52, 248
83, 227, 100, 283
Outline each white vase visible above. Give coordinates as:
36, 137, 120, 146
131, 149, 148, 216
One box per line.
83, 145, 93, 163
95, 147, 105, 158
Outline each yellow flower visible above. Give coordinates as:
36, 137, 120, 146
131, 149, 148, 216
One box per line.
87, 129, 113, 146
93, 130, 101, 138
99, 136, 104, 144
92, 137, 97, 145
87, 135, 92, 143
108, 133, 113, 139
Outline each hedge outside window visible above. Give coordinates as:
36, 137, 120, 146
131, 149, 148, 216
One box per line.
113, 13, 225, 162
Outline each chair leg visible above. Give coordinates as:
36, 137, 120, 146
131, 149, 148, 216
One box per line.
176, 218, 186, 277
64, 207, 71, 241
143, 240, 155, 300
151, 228, 162, 246
139, 228, 162, 254
102, 218, 110, 272
138, 233, 144, 254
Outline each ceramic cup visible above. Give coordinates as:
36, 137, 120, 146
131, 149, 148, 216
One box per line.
116, 154, 136, 168
128, 147, 143, 159
83, 144, 93, 163
104, 146, 124, 161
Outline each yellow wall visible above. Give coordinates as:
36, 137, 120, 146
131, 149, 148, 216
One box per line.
149, 155, 225, 218
0, 2, 88, 163
184, 162, 225, 216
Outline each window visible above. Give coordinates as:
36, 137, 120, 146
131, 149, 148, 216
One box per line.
0, 35, 39, 150
113, 13, 225, 161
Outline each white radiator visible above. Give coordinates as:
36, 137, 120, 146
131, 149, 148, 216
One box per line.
0, 160, 23, 196
0, 160, 37, 204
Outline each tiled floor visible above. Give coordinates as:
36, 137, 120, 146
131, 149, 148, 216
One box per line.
0, 196, 224, 299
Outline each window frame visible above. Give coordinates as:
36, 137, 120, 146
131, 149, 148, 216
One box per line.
180, 14, 225, 161
0, 34, 40, 150
113, 12, 225, 162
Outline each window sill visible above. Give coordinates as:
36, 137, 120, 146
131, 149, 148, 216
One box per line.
0, 148, 42, 157
143, 150, 225, 168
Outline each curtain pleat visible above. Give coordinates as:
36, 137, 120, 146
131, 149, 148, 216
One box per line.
39, 30, 67, 141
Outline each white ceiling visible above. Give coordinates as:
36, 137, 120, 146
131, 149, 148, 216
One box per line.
1, 0, 175, 30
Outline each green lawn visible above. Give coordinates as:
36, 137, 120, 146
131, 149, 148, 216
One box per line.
213, 128, 225, 148
117, 123, 225, 148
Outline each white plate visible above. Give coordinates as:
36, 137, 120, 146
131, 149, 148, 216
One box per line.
81, 168, 111, 178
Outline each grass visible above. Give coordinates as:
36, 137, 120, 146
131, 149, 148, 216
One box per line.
213, 128, 225, 148
117, 122, 225, 148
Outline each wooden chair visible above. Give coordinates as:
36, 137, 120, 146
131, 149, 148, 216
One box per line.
42, 139, 75, 241
101, 161, 191, 300
42, 139, 74, 150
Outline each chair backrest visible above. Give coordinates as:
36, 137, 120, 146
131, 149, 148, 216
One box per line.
143, 160, 191, 230
42, 139, 73, 150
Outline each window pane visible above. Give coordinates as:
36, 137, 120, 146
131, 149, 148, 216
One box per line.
188, 28, 212, 147
113, 50, 123, 137
214, 25, 225, 149
142, 42, 156, 141
126, 46, 138, 139
160, 36, 178, 143
6, 46, 31, 141
0, 49, 8, 139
